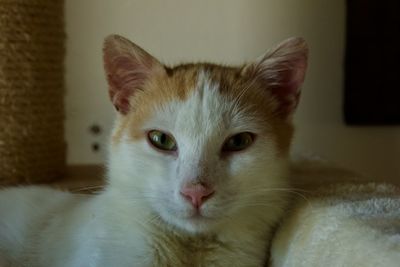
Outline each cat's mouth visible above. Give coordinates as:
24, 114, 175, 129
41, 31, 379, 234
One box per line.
180, 211, 220, 232
152, 193, 229, 232
153, 199, 229, 233
177, 192, 234, 225
185, 209, 212, 220
180, 204, 224, 225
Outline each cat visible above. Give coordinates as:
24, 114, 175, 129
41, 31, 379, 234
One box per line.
0, 34, 308, 267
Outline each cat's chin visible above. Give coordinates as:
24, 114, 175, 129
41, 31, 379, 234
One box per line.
158, 209, 221, 234
173, 215, 220, 234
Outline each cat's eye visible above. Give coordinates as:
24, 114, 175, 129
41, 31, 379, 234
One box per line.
222, 132, 254, 152
147, 130, 177, 152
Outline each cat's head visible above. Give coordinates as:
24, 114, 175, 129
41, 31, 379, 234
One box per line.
103, 35, 308, 233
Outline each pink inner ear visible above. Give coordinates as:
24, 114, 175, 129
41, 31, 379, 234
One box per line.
103, 35, 164, 115
250, 37, 308, 118
271, 59, 307, 116
106, 55, 150, 114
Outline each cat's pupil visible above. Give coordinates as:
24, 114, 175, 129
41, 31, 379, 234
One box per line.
232, 136, 241, 146
160, 133, 166, 144
233, 136, 243, 146
232, 134, 250, 148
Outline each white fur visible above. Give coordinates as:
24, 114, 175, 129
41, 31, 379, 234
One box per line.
0, 71, 289, 266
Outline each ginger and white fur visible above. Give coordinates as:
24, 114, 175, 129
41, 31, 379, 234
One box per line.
0, 35, 308, 267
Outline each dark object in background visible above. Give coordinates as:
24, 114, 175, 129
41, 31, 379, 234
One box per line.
345, 0, 400, 125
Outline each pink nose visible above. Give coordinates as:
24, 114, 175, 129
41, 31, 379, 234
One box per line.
180, 184, 215, 208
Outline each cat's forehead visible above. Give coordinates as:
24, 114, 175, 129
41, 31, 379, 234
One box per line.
164, 63, 245, 98
116, 64, 280, 142
152, 69, 261, 136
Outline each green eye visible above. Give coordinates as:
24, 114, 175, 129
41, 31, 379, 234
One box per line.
148, 130, 177, 151
222, 132, 254, 152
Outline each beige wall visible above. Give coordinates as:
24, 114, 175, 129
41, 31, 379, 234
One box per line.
65, 0, 400, 180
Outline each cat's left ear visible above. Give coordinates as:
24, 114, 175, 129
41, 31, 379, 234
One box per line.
103, 35, 165, 114
243, 37, 308, 118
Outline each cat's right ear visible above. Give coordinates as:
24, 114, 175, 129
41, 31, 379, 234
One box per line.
103, 35, 165, 114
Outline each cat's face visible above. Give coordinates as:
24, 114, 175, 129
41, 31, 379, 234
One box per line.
104, 35, 308, 233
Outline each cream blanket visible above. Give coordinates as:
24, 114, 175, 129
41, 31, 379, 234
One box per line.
271, 159, 400, 267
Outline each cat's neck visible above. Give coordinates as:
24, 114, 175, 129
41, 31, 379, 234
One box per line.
145, 208, 273, 267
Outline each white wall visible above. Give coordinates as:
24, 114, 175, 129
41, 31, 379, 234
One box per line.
65, 0, 400, 180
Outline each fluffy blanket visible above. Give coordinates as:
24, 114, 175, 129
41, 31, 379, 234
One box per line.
271, 180, 400, 267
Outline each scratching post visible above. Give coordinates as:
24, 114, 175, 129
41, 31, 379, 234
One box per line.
0, 0, 66, 184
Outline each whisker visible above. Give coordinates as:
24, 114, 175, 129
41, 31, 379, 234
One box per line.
70, 185, 105, 193
244, 187, 311, 193
232, 203, 281, 209
219, 187, 315, 211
